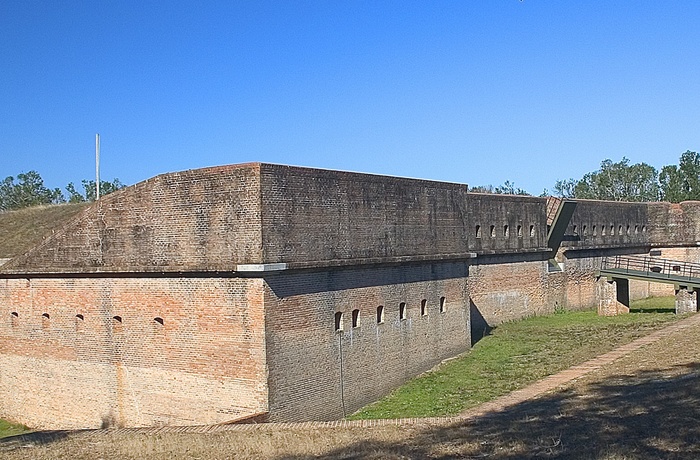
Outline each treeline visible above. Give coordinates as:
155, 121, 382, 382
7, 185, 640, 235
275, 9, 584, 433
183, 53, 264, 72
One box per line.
551, 150, 700, 202
0, 171, 124, 212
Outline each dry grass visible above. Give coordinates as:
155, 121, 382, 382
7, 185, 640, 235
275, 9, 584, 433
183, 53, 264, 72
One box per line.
3, 313, 699, 459
0, 203, 88, 259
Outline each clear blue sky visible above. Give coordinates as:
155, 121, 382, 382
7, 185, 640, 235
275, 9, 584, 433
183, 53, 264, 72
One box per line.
2, 1, 699, 195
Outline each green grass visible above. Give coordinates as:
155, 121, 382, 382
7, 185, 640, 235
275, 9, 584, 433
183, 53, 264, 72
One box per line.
0, 202, 88, 259
349, 297, 681, 420
0, 419, 29, 439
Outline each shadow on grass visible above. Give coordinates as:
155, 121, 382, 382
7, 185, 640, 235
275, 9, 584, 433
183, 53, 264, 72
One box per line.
280, 363, 700, 459
630, 307, 676, 314
0, 429, 81, 449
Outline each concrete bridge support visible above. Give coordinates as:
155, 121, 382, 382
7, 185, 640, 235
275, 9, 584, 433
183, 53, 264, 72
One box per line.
675, 287, 698, 315
597, 277, 630, 316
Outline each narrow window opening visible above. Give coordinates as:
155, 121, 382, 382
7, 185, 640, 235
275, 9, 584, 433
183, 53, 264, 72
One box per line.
503, 225, 509, 237
601, 225, 606, 236
610, 225, 615, 235
439, 297, 446, 313
351, 309, 360, 328
334, 312, 343, 332
113, 315, 122, 323
517, 225, 523, 238
399, 302, 407, 320
618, 225, 623, 235
635, 225, 639, 234
475, 225, 482, 238
546, 224, 551, 235
489, 225, 496, 238
592, 225, 597, 236
642, 225, 647, 233
376, 306, 385, 324
154, 317, 164, 325
573, 225, 578, 235
529, 225, 535, 237
420, 299, 427, 316
583, 225, 588, 236
10, 312, 18, 328
75, 314, 85, 331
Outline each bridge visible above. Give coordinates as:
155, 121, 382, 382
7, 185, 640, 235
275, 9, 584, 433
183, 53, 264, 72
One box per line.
597, 255, 700, 316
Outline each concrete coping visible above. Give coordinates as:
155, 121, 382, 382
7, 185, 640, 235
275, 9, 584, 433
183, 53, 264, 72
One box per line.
235, 263, 288, 272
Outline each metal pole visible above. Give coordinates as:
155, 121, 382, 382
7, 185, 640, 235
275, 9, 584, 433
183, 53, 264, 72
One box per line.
96, 133, 100, 200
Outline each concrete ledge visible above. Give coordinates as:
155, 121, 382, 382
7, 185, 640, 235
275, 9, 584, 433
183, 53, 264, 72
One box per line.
235, 263, 288, 272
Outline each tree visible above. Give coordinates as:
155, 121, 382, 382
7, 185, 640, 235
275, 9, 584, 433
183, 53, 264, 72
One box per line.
552, 179, 577, 199
554, 158, 659, 202
659, 151, 700, 202
65, 179, 125, 203
0, 171, 64, 211
469, 180, 531, 196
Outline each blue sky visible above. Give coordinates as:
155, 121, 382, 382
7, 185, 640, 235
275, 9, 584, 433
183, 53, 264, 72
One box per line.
2, 1, 699, 195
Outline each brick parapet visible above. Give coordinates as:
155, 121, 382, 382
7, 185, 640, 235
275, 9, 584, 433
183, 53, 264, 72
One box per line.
5, 164, 700, 276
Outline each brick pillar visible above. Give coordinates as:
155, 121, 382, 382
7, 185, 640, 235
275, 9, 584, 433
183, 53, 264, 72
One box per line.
675, 287, 698, 315
596, 277, 630, 316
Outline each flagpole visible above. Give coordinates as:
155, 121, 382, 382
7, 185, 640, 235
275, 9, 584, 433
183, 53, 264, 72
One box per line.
96, 133, 100, 200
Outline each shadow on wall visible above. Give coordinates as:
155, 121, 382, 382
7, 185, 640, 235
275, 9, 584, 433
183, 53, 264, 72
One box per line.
469, 299, 492, 346
265, 262, 469, 298
275, 363, 700, 460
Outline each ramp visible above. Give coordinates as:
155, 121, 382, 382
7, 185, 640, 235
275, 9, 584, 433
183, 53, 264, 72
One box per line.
599, 255, 700, 289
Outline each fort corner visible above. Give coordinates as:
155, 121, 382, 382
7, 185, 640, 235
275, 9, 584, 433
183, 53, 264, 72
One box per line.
0, 163, 698, 429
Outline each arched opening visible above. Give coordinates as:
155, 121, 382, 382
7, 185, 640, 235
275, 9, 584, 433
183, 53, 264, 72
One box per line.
334, 312, 343, 332
351, 309, 360, 328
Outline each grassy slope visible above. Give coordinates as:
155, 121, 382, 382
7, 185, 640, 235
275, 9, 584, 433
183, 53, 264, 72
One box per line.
0, 203, 88, 259
350, 296, 679, 419
0, 419, 29, 439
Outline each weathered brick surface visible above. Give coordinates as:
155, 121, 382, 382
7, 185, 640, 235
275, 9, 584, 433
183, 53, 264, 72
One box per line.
596, 277, 630, 316
259, 164, 548, 265
565, 199, 651, 250
468, 254, 553, 325
675, 287, 698, 314
263, 262, 470, 421
0, 277, 267, 429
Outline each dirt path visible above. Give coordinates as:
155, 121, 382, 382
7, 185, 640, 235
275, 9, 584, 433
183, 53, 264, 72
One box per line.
3, 313, 700, 459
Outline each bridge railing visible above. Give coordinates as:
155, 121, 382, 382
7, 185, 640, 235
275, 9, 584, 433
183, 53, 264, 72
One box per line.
602, 255, 700, 283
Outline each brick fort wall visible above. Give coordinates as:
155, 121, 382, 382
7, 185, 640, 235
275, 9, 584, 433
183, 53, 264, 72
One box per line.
0, 276, 267, 429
